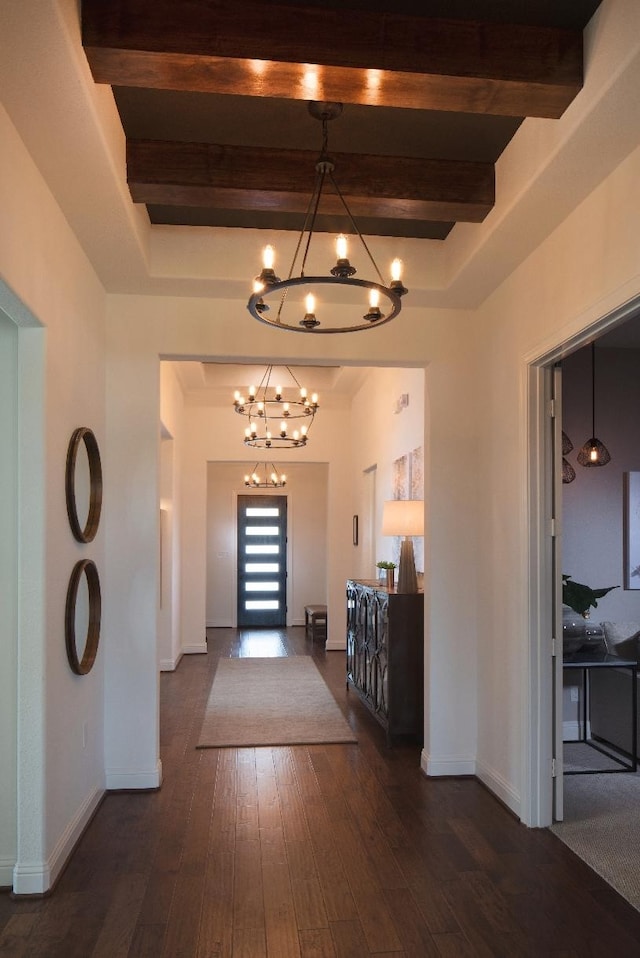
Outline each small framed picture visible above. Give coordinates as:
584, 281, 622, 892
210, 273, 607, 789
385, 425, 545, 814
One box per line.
624, 472, 640, 589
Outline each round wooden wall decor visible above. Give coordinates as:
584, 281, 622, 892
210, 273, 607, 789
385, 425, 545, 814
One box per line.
65, 427, 102, 543
65, 559, 102, 675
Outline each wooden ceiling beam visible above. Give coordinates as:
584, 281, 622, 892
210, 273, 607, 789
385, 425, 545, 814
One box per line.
83, 0, 583, 118
126, 140, 495, 224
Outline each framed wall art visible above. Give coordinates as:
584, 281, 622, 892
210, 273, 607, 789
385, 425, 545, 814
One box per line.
624, 472, 640, 589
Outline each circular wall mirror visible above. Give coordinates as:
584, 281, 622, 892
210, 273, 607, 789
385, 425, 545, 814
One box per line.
65, 427, 102, 543
65, 559, 101, 675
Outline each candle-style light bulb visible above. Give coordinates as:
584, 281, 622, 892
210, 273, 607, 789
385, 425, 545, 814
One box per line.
300, 386, 307, 400
283, 402, 290, 415
244, 427, 251, 438
590, 445, 598, 462
301, 424, 308, 436
304, 293, 315, 315
311, 393, 318, 405
391, 258, 403, 282
281, 474, 286, 483
280, 421, 287, 434
336, 234, 348, 260
257, 401, 264, 414
369, 288, 380, 309
234, 390, 241, 401
248, 385, 256, 400
262, 245, 275, 269
244, 474, 250, 484
275, 384, 282, 399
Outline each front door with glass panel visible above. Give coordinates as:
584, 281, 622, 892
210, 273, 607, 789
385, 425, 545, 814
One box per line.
237, 495, 287, 627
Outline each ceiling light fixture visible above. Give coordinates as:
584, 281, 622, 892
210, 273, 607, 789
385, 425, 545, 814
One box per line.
244, 463, 287, 488
577, 342, 611, 467
233, 364, 319, 449
247, 101, 408, 334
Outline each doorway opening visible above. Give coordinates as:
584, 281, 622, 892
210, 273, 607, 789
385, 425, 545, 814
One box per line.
528, 295, 640, 828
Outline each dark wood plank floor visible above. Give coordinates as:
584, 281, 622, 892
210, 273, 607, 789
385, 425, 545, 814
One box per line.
2, 627, 640, 957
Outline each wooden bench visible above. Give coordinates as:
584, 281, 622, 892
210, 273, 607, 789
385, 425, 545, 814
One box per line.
304, 604, 327, 642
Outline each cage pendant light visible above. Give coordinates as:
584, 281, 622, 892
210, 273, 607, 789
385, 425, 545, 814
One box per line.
247, 101, 408, 334
244, 463, 287, 488
577, 342, 611, 467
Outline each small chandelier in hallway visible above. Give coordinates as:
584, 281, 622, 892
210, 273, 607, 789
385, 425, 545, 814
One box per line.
247, 101, 408, 334
243, 463, 287, 488
577, 342, 611, 467
233, 364, 318, 449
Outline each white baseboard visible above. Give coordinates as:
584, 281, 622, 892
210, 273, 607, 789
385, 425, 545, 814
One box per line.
421, 750, 476, 778
0, 857, 15, 889
105, 759, 163, 791
563, 720, 582, 741
325, 641, 346, 651
182, 643, 207, 655
12, 784, 104, 895
475, 758, 521, 818
160, 651, 183, 672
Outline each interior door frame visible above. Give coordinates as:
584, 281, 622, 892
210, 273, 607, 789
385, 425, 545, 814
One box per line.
525, 294, 640, 828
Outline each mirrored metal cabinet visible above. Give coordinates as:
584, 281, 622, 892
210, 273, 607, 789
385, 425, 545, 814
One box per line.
346, 579, 424, 745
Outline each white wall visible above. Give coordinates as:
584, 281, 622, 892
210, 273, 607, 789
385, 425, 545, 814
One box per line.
206, 461, 328, 627
0, 104, 107, 893
472, 141, 640, 821
0, 311, 18, 886
159, 363, 185, 670
350, 366, 426, 579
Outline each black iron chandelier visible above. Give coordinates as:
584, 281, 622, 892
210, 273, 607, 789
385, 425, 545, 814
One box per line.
233, 365, 319, 449
244, 463, 287, 488
247, 101, 408, 334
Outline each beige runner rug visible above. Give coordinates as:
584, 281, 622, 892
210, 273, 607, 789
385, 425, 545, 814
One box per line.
197, 656, 357, 748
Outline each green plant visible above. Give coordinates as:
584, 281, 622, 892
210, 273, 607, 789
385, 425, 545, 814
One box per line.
562, 574, 618, 618
376, 560, 397, 570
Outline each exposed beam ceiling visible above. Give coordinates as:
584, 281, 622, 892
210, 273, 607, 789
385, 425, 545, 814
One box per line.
81, 0, 602, 239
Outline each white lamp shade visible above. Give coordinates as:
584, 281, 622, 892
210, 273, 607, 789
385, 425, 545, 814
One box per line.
382, 499, 424, 537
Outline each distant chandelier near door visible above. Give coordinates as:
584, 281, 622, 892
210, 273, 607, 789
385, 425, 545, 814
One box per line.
247, 101, 408, 334
244, 463, 287, 488
233, 364, 318, 449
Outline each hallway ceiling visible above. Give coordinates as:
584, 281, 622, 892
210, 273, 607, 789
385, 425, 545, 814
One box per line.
81, 0, 602, 242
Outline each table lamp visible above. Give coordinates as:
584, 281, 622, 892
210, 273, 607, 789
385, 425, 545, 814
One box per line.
381, 499, 424, 593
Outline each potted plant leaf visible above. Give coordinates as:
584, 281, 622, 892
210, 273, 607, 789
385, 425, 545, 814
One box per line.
562, 574, 618, 653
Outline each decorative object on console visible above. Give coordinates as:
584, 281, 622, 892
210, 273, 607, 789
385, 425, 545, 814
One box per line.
233, 364, 318, 448
376, 560, 396, 591
247, 101, 407, 334
382, 499, 424, 594
243, 463, 286, 488
577, 342, 611, 467
65, 426, 102, 543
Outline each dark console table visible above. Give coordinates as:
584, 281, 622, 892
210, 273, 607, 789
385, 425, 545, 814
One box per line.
346, 579, 423, 744
563, 650, 638, 774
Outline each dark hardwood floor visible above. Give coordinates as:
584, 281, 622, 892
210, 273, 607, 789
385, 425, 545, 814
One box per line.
2, 627, 640, 956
